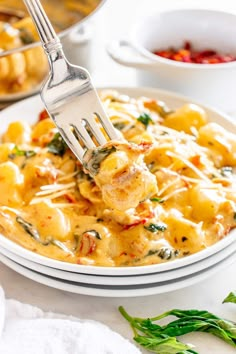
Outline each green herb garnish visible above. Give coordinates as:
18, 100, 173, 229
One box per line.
47, 132, 68, 156
119, 306, 236, 353
119, 306, 197, 354
144, 223, 167, 233
134, 334, 195, 353
223, 291, 236, 304
150, 197, 164, 203
137, 113, 153, 128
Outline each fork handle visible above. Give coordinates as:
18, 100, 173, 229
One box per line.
23, 0, 61, 53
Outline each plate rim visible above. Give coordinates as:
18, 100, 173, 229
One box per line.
0, 240, 236, 286
0, 250, 235, 297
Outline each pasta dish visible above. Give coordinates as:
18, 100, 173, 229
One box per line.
0, 90, 235, 267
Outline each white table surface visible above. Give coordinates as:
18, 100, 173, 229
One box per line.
1, 0, 236, 353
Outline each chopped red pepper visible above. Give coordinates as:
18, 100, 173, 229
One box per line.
153, 41, 236, 64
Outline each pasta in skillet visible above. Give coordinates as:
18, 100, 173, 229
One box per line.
0, 17, 48, 94
0, 90, 235, 267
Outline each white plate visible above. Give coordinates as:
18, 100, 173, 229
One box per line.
0, 250, 235, 297
0, 240, 236, 286
0, 87, 236, 276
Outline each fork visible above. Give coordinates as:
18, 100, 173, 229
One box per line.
23, 0, 119, 163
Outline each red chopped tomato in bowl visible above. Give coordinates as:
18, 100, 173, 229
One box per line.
153, 41, 236, 64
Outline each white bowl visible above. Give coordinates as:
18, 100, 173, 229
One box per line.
0, 86, 236, 276
107, 9, 236, 111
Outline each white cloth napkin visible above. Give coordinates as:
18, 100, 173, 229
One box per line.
0, 287, 141, 354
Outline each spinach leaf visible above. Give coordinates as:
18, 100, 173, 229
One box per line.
150, 197, 164, 203
145, 248, 178, 260
83, 230, 102, 240
47, 133, 68, 156
84, 145, 116, 175
9, 145, 36, 159
16, 216, 73, 255
16, 216, 40, 242
144, 223, 167, 232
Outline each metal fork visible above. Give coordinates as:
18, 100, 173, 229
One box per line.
23, 0, 119, 163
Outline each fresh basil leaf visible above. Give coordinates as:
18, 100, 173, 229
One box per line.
223, 291, 236, 304
151, 309, 236, 348
134, 334, 195, 354
118, 306, 197, 354
119, 306, 236, 354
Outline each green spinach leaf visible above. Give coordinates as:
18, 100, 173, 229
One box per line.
47, 133, 68, 156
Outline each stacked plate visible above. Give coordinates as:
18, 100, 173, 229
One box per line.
0, 232, 235, 297
0, 87, 236, 297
